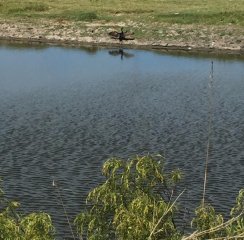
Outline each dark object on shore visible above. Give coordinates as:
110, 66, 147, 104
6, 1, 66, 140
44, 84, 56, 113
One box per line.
108, 27, 135, 42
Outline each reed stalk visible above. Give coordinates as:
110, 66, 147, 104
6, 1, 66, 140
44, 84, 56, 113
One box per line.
52, 180, 76, 240
202, 61, 214, 205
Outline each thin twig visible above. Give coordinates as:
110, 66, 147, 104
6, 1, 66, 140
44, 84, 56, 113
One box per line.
182, 211, 243, 240
52, 180, 76, 240
148, 189, 185, 239
202, 61, 214, 205
207, 233, 244, 240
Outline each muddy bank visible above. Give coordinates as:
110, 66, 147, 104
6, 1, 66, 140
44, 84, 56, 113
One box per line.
0, 19, 243, 55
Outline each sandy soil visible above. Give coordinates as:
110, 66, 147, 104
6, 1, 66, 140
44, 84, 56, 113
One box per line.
0, 19, 243, 55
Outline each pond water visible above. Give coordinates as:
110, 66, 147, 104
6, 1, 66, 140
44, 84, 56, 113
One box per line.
0, 43, 244, 239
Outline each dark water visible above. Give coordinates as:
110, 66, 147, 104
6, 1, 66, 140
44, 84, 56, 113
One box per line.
0, 43, 244, 238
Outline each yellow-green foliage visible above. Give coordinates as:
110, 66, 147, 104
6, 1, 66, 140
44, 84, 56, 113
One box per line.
75, 155, 244, 240
227, 189, 244, 236
1, 156, 243, 239
191, 204, 224, 239
75, 155, 182, 240
187, 189, 244, 240
0, 183, 55, 240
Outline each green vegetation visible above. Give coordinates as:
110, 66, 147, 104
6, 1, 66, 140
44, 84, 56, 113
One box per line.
63, 11, 98, 21
75, 155, 244, 240
0, 181, 55, 240
1, 156, 243, 239
74, 155, 182, 240
0, 0, 243, 25
155, 11, 244, 25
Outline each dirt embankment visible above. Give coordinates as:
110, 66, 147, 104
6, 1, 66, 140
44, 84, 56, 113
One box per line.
0, 19, 243, 55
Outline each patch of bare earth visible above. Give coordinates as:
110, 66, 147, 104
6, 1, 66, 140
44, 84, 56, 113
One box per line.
0, 19, 243, 54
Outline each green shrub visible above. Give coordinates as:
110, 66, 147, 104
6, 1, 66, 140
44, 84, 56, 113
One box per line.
74, 155, 182, 240
184, 190, 244, 240
75, 155, 244, 240
0, 181, 55, 240
1, 155, 243, 239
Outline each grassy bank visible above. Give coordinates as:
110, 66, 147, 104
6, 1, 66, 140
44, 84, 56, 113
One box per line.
1, 0, 244, 25
0, 0, 243, 52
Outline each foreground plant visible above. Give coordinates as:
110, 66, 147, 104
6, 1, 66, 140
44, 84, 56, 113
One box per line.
75, 155, 244, 240
0, 182, 55, 240
1, 155, 243, 239
74, 154, 182, 240
183, 189, 244, 240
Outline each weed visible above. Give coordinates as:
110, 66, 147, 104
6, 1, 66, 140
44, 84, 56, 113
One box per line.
70, 11, 98, 21
7, 3, 49, 14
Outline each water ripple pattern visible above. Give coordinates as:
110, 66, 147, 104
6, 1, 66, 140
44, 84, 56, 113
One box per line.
0, 44, 244, 238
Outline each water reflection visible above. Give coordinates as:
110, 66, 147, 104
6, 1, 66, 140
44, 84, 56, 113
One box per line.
108, 48, 135, 60
0, 40, 100, 55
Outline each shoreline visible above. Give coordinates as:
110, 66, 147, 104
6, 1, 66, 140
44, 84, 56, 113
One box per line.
1, 19, 243, 56
1, 35, 244, 56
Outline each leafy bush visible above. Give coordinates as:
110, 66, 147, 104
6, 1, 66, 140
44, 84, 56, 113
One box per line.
184, 189, 244, 240
74, 155, 182, 240
0, 182, 55, 240
1, 155, 243, 239
75, 155, 244, 240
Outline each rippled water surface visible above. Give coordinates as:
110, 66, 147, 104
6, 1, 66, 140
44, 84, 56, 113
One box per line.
0, 43, 244, 238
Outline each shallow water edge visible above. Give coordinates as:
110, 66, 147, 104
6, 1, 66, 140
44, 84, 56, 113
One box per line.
0, 35, 244, 58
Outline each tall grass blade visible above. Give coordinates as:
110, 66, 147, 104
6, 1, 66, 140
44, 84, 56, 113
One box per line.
202, 61, 214, 205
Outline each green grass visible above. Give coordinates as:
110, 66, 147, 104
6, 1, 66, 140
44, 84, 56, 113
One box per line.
155, 11, 244, 25
2, 2, 49, 14
50, 11, 99, 21
0, 0, 244, 25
